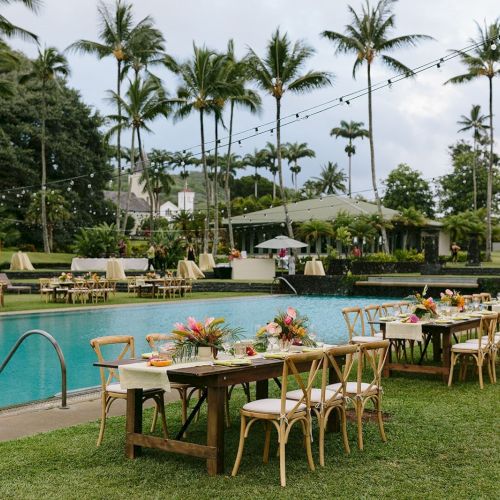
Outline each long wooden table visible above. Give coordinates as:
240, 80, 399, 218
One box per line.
375, 317, 481, 382
94, 355, 342, 475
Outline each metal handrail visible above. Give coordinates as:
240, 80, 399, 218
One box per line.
0, 329, 68, 409
271, 276, 298, 295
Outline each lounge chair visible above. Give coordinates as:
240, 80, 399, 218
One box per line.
0, 273, 31, 294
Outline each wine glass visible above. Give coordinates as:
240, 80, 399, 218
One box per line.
267, 334, 278, 352
221, 341, 233, 358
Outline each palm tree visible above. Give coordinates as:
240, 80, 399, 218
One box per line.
392, 207, 425, 250
69, 0, 157, 232
298, 220, 334, 256
0, 0, 40, 42
20, 47, 70, 253
314, 162, 347, 194
172, 45, 236, 253
446, 20, 500, 260
243, 149, 268, 198
301, 179, 322, 199
348, 216, 377, 255
457, 105, 490, 211
247, 29, 332, 238
223, 40, 261, 249
330, 120, 368, 197
261, 141, 280, 199
169, 150, 198, 189
140, 162, 174, 216
322, 0, 432, 252
107, 76, 171, 237
284, 142, 315, 191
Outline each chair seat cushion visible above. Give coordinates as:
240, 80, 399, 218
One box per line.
106, 383, 127, 394
465, 338, 490, 345
242, 398, 306, 414
326, 382, 380, 395
451, 342, 486, 352
351, 336, 381, 343
286, 388, 342, 404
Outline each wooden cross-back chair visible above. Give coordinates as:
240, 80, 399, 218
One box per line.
329, 340, 389, 451
90, 335, 168, 446
232, 351, 323, 487
39, 278, 52, 303
380, 302, 399, 316
343, 306, 379, 344
396, 301, 412, 313
363, 305, 384, 338
449, 313, 498, 389
480, 292, 492, 302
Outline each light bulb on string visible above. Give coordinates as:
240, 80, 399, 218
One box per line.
90, 173, 94, 178
87, 184, 92, 189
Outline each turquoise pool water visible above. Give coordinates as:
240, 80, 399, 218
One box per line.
0, 296, 387, 408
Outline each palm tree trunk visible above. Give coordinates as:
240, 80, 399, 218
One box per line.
40, 88, 50, 253
485, 76, 493, 261
121, 128, 136, 233
212, 116, 220, 258
254, 167, 258, 198
348, 138, 352, 197
276, 97, 294, 238
137, 129, 154, 243
199, 109, 210, 254
272, 168, 277, 200
115, 59, 122, 232
367, 63, 389, 253
472, 134, 477, 211
225, 100, 235, 248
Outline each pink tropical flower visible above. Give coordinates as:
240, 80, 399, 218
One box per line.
174, 322, 186, 331
440, 292, 445, 299
445, 289, 453, 296
284, 316, 292, 325
408, 314, 420, 323
187, 316, 198, 329
286, 307, 297, 319
205, 317, 215, 327
266, 322, 282, 335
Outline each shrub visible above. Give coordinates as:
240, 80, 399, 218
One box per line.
73, 223, 120, 258
18, 243, 37, 252
393, 249, 424, 262
360, 252, 397, 262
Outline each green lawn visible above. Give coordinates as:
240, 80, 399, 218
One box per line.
0, 248, 74, 266
0, 291, 264, 313
0, 370, 498, 499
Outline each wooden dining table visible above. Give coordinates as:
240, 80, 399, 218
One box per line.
94, 355, 343, 475
374, 317, 482, 382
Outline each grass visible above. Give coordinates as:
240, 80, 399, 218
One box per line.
0, 369, 498, 499
0, 291, 264, 313
0, 248, 74, 266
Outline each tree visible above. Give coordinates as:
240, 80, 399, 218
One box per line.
297, 220, 334, 256
383, 163, 435, 217
392, 207, 425, 250
0, 0, 40, 42
69, 0, 158, 232
247, 29, 331, 239
140, 162, 174, 216
457, 104, 490, 210
330, 120, 368, 197
20, 47, 70, 253
348, 216, 377, 254
169, 150, 198, 189
438, 142, 500, 215
223, 40, 261, 249
442, 210, 486, 247
314, 162, 347, 194
300, 179, 322, 199
445, 19, 500, 261
335, 226, 352, 257
26, 190, 71, 251
261, 141, 281, 199
107, 76, 171, 237
322, 0, 432, 252
243, 149, 268, 198
283, 142, 315, 191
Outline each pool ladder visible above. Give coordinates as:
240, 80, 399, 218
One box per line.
0, 329, 68, 409
271, 276, 298, 295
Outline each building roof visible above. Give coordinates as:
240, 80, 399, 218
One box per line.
103, 191, 149, 213
228, 194, 401, 226
160, 201, 179, 210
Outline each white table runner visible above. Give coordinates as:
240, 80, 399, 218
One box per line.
385, 322, 423, 342
118, 360, 213, 393
491, 304, 500, 313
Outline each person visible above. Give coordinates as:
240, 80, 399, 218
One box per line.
352, 245, 361, 258
451, 242, 461, 262
156, 245, 167, 273
146, 244, 155, 271
288, 253, 296, 275
118, 239, 126, 258
187, 244, 196, 261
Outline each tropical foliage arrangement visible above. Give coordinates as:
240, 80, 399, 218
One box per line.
439, 289, 465, 308
257, 307, 315, 345
409, 286, 438, 318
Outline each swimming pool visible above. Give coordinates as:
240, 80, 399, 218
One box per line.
0, 295, 388, 408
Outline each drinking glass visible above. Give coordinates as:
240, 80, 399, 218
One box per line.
234, 342, 246, 359
221, 341, 233, 358
267, 335, 278, 352
496, 293, 500, 302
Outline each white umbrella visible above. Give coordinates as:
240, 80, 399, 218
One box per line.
255, 235, 307, 249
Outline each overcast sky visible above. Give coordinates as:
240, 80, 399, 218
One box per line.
5, 0, 500, 198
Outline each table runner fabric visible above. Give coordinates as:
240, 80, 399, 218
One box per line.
492, 304, 500, 313
119, 360, 213, 392
71, 258, 148, 272
385, 322, 423, 341
177, 260, 205, 279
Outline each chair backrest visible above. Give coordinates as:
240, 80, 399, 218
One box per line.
397, 301, 412, 313
381, 302, 398, 316
355, 340, 389, 396
145, 333, 174, 349
480, 292, 491, 302
364, 305, 381, 336
321, 344, 358, 405
0, 273, 11, 286
342, 307, 365, 340
279, 351, 323, 422
477, 313, 498, 349
39, 278, 50, 287
90, 335, 135, 390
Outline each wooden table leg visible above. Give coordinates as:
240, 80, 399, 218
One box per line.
206, 386, 225, 475
442, 333, 451, 383
126, 388, 142, 459
255, 379, 269, 400
432, 332, 442, 362
326, 367, 340, 433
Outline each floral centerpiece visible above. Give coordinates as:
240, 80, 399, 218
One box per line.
256, 307, 315, 351
440, 289, 465, 309
409, 285, 438, 319
171, 316, 241, 360
228, 248, 241, 261
59, 272, 72, 282
146, 271, 157, 279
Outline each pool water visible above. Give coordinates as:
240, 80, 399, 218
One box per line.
0, 296, 387, 408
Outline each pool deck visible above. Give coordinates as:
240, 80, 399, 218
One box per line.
0, 391, 180, 442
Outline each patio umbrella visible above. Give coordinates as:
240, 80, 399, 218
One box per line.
255, 235, 307, 249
